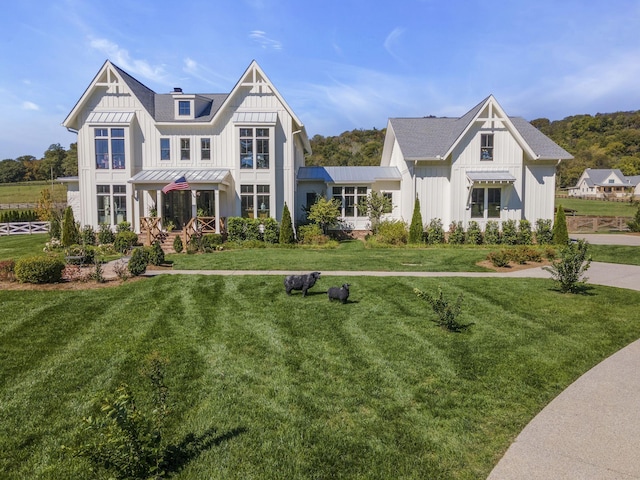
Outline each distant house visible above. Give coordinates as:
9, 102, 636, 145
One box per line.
62, 62, 570, 239
568, 168, 640, 198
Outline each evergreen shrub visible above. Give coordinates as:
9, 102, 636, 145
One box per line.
262, 217, 280, 244
484, 221, 501, 244
15, 255, 65, 284
375, 220, 408, 245
128, 247, 148, 276
501, 220, 518, 245
535, 219, 554, 245
518, 220, 533, 245
466, 221, 483, 245
408, 198, 424, 244
447, 221, 465, 244
113, 231, 138, 253
279, 203, 295, 244
426, 218, 445, 244
173, 235, 183, 253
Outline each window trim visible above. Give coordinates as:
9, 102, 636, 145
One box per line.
201, 137, 211, 161
94, 127, 126, 170
470, 186, 502, 219
180, 138, 191, 161
160, 138, 170, 161
480, 133, 494, 161
239, 127, 271, 170
240, 184, 271, 218
332, 185, 368, 218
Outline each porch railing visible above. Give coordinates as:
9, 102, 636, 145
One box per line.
183, 216, 226, 246
140, 217, 162, 246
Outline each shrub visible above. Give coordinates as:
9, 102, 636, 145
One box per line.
65, 244, 96, 265
15, 256, 65, 284
226, 217, 245, 242
627, 205, 640, 232
518, 220, 533, 245
408, 198, 424, 244
375, 220, 408, 245
81, 225, 96, 246
414, 286, 470, 332
509, 245, 542, 264
553, 206, 569, 245
89, 260, 105, 284
61, 206, 80, 247
128, 247, 148, 276
279, 203, 295, 244
113, 231, 138, 254
466, 221, 483, 245
116, 221, 131, 233
245, 218, 262, 241
98, 223, 115, 245
447, 221, 465, 245
426, 218, 445, 244
298, 223, 329, 245
201, 234, 223, 252
544, 239, 591, 293
147, 241, 165, 266
112, 259, 130, 281
262, 217, 279, 244
49, 213, 62, 240
487, 250, 510, 268
484, 221, 501, 244
535, 218, 554, 245
501, 220, 518, 245
173, 235, 183, 253
0, 259, 15, 281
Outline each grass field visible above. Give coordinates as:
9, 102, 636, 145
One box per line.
0, 181, 67, 205
556, 196, 638, 217
2, 275, 640, 479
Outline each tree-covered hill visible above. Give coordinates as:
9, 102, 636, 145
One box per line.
307, 128, 385, 166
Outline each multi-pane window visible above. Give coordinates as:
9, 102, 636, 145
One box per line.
239, 128, 270, 169
95, 128, 125, 169
332, 186, 367, 217
97, 184, 128, 225
471, 187, 501, 219
241, 184, 270, 218
178, 100, 191, 116
481, 134, 494, 160
180, 138, 190, 160
160, 138, 170, 160
201, 138, 211, 160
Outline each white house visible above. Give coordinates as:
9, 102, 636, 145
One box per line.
568, 168, 640, 198
63, 62, 570, 240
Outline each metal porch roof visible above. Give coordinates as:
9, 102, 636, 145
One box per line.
297, 166, 401, 184
128, 169, 231, 186
466, 171, 516, 183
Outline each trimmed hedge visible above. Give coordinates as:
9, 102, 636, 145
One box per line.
14, 256, 65, 284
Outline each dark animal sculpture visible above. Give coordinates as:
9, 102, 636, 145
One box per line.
327, 284, 350, 304
284, 272, 321, 296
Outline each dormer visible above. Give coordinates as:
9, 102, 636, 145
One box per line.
172, 88, 195, 120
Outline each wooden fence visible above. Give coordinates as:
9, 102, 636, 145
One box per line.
566, 216, 631, 233
0, 221, 50, 236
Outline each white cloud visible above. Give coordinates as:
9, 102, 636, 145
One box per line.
249, 30, 282, 50
384, 27, 405, 63
22, 101, 39, 111
89, 37, 168, 84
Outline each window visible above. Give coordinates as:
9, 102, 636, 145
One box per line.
332, 186, 367, 217
180, 138, 190, 160
481, 134, 494, 160
239, 127, 270, 169
306, 192, 319, 209
471, 187, 501, 219
160, 138, 170, 160
97, 185, 128, 225
201, 138, 211, 160
95, 128, 126, 169
241, 184, 270, 218
178, 100, 191, 116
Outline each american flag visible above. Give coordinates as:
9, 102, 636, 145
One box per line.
162, 176, 190, 194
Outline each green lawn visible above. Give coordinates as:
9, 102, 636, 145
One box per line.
0, 233, 49, 260
0, 181, 67, 204
589, 244, 640, 266
556, 196, 637, 217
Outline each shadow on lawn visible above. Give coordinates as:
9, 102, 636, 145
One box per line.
163, 426, 247, 475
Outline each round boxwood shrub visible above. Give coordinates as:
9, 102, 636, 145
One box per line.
173, 235, 183, 253
147, 241, 165, 266
113, 231, 138, 253
15, 255, 65, 284
128, 247, 148, 276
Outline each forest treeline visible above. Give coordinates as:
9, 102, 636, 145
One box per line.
2, 109, 640, 189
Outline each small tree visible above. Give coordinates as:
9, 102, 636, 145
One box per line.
414, 286, 470, 332
544, 239, 591, 293
35, 188, 55, 221
408, 198, 424, 244
307, 197, 341, 234
627, 204, 640, 232
359, 191, 393, 235
61, 206, 79, 247
553, 206, 569, 245
279, 203, 295, 244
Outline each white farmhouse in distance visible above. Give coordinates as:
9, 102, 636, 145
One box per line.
62, 61, 571, 242
568, 168, 640, 199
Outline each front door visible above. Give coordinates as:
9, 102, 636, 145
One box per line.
163, 190, 191, 230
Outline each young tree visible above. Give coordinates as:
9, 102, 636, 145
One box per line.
627, 204, 640, 232
279, 202, 295, 244
358, 191, 392, 234
61, 206, 79, 247
307, 197, 341, 234
35, 188, 55, 221
553, 205, 569, 245
408, 197, 424, 244
544, 239, 591, 293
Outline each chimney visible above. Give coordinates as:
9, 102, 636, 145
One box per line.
173, 87, 183, 93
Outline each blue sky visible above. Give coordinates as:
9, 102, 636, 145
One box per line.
1, 0, 639, 160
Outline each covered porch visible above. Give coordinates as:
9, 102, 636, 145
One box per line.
128, 168, 232, 246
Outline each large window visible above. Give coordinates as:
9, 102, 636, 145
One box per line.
481, 134, 494, 161
201, 138, 211, 160
332, 186, 367, 217
95, 128, 125, 169
239, 128, 269, 169
180, 138, 190, 160
96, 184, 128, 225
471, 187, 501, 219
241, 184, 270, 218
160, 138, 170, 160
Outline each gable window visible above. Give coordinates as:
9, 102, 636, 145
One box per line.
201, 138, 211, 160
239, 128, 270, 169
481, 134, 494, 161
180, 138, 190, 160
95, 128, 125, 169
332, 186, 367, 217
178, 100, 191, 116
160, 138, 170, 160
471, 187, 501, 219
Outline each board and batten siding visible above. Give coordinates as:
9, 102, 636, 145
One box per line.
523, 163, 557, 222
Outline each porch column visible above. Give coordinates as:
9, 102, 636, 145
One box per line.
157, 191, 163, 230
214, 189, 220, 233
191, 190, 197, 220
